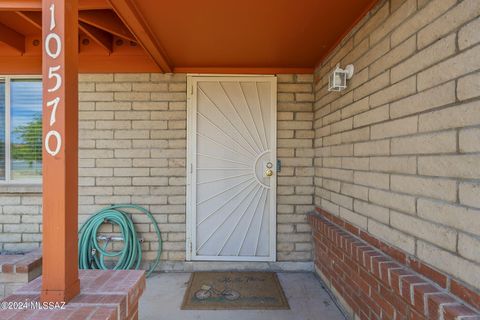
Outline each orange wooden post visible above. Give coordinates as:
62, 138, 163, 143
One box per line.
40, 0, 80, 303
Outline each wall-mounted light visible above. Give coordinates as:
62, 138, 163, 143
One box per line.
328, 64, 354, 92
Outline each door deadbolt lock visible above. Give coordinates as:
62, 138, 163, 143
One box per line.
265, 169, 274, 177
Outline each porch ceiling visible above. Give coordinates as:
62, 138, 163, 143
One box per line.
135, 0, 378, 73
0, 0, 378, 74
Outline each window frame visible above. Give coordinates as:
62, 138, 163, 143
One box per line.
0, 75, 42, 185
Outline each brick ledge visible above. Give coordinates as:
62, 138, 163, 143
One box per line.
309, 209, 480, 319
312, 207, 480, 311
0, 249, 42, 274
0, 270, 145, 320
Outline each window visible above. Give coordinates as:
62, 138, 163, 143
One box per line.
0, 77, 42, 183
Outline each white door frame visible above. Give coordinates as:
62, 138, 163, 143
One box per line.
186, 74, 277, 261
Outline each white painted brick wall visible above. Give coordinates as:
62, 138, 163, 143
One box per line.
314, 0, 480, 289
275, 74, 315, 262
0, 73, 314, 265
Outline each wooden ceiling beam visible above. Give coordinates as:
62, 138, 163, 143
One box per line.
0, 0, 110, 11
79, 0, 111, 10
15, 11, 41, 30
0, 22, 25, 53
0, 1, 40, 10
79, 10, 135, 42
79, 21, 113, 53
173, 67, 315, 75
108, 0, 172, 73
15, 11, 114, 54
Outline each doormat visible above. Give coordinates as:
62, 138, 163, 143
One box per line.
181, 272, 290, 310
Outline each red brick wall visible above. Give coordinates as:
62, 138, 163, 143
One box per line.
309, 209, 480, 320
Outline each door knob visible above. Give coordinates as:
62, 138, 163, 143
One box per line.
265, 169, 273, 177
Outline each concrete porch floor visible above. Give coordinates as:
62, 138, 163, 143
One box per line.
139, 272, 346, 320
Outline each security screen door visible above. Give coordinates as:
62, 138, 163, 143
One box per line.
187, 75, 277, 261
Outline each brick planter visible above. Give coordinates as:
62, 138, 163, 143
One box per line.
0, 270, 145, 320
0, 249, 42, 299
309, 209, 480, 320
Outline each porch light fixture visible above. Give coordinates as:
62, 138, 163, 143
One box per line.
328, 63, 354, 92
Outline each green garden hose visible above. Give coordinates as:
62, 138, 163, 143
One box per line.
78, 204, 162, 277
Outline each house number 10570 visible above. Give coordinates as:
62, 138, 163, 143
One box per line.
44, 3, 62, 157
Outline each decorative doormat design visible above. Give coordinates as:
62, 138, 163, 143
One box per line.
181, 272, 290, 310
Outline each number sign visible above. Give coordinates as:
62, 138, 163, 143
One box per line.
44, 3, 62, 157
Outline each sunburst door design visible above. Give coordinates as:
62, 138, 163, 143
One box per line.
187, 76, 277, 261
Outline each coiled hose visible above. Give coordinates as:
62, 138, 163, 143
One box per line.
78, 204, 162, 277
